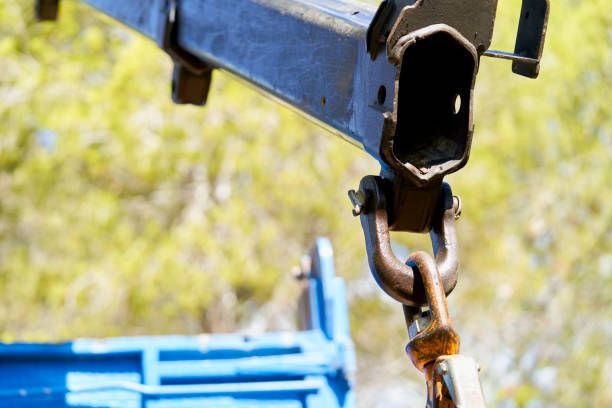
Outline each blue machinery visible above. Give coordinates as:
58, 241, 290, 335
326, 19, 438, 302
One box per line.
0, 239, 355, 407
12, 0, 550, 406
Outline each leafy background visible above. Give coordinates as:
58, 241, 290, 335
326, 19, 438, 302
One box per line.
0, 0, 610, 406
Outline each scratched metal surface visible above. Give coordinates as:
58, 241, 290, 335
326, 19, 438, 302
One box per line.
83, 0, 160, 38
73, 0, 494, 171
179, 0, 396, 154
79, 0, 396, 159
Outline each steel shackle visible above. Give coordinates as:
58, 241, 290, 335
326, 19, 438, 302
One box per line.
352, 176, 460, 306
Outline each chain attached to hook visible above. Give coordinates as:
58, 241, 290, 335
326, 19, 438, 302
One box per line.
349, 175, 486, 407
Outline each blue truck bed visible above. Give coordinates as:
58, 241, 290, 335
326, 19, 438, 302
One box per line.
0, 238, 355, 408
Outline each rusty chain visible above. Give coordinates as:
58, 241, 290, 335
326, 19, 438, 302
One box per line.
350, 176, 486, 407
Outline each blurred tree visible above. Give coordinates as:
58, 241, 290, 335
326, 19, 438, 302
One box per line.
0, 0, 609, 407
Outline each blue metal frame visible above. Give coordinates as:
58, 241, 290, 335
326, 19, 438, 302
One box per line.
0, 238, 355, 408
81, 0, 391, 159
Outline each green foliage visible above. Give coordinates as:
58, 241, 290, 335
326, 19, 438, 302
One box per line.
0, 0, 377, 340
0, 0, 610, 406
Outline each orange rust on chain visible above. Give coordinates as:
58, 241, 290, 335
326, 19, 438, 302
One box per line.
404, 251, 460, 372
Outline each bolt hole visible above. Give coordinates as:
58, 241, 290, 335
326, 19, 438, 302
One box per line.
377, 85, 387, 105
453, 94, 461, 114
525, 11, 530, 20
320, 96, 326, 106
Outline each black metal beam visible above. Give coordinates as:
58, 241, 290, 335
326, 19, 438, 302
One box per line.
82, 0, 392, 157
78, 1, 474, 187
176, 0, 390, 155
54, 0, 535, 191
41, 0, 548, 189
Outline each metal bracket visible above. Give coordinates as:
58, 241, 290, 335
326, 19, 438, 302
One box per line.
433, 355, 487, 407
367, 1, 484, 189
158, 0, 214, 105
366, 0, 402, 60
367, 0, 499, 60
483, 0, 550, 78
35, 0, 60, 21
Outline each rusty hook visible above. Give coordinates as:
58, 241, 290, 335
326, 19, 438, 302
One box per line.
404, 251, 460, 372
